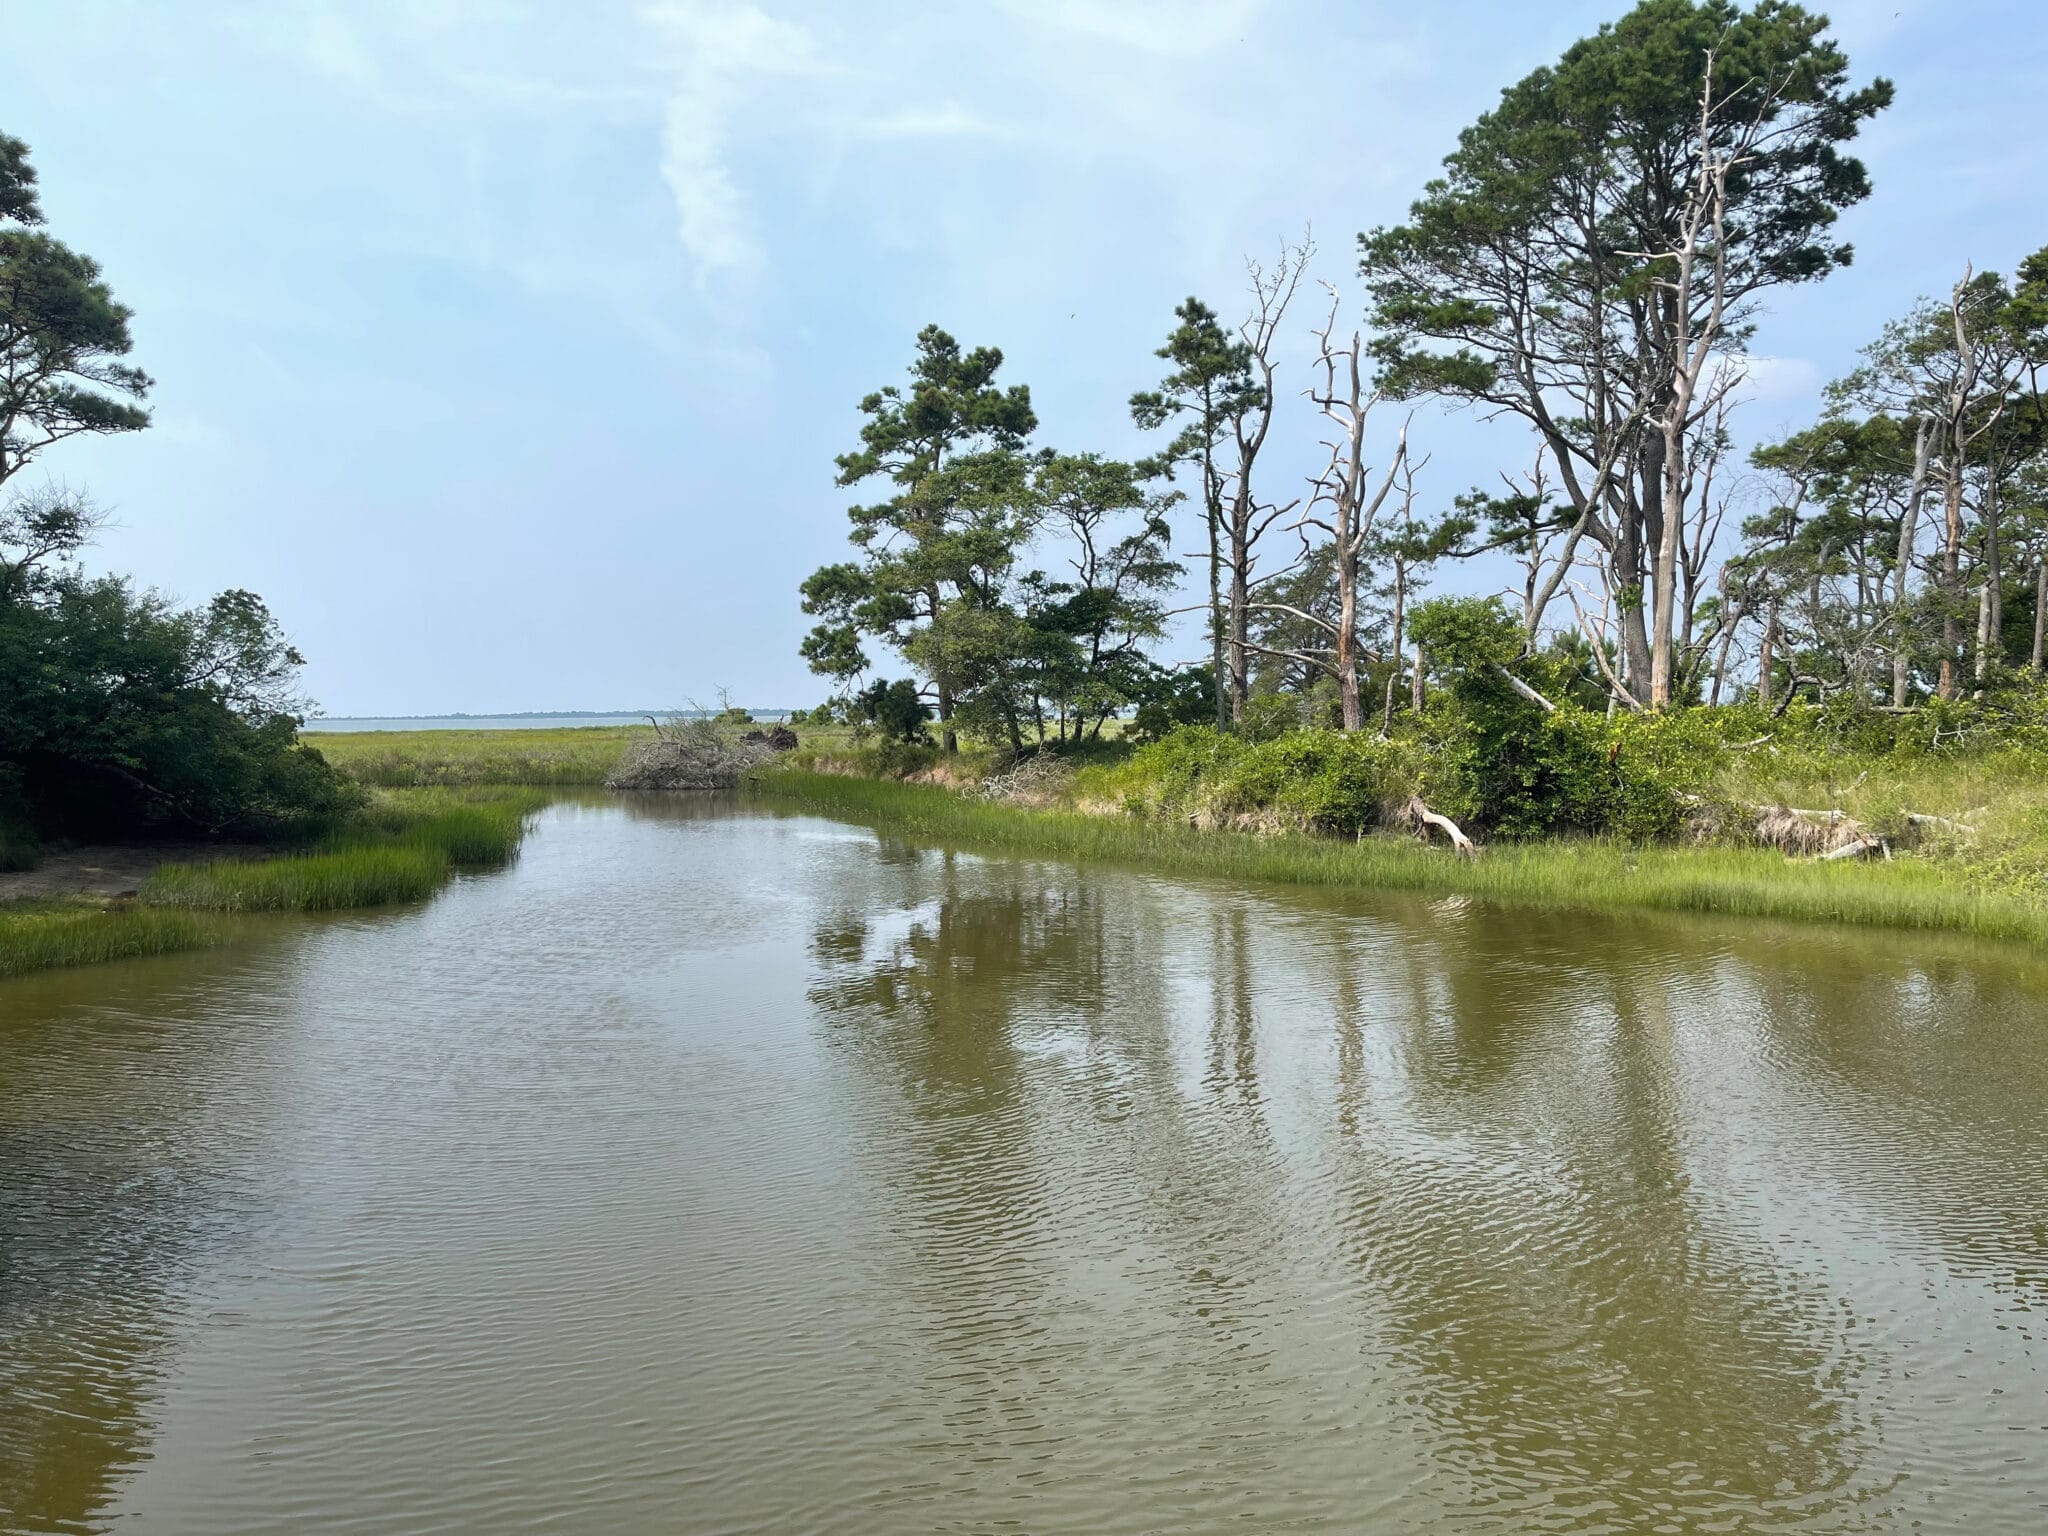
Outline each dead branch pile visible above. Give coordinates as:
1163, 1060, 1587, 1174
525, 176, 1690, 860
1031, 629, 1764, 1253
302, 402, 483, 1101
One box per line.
978, 754, 1075, 807
1745, 802, 1980, 861
741, 726, 800, 751
606, 715, 769, 791
1750, 804, 1866, 857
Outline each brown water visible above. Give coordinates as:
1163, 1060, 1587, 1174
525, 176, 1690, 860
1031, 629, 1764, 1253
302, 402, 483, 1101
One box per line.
4, 796, 2048, 1534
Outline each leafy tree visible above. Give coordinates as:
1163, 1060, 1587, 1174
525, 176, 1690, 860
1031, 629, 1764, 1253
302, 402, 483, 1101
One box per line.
1, 501, 352, 838
0, 137, 350, 847
1361, 0, 1890, 705
1131, 298, 1254, 730
853, 678, 932, 743
1020, 452, 1181, 742
1, 132, 152, 492
801, 326, 1037, 751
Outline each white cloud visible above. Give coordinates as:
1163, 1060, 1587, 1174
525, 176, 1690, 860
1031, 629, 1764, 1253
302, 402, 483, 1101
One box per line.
638, 0, 829, 286
858, 103, 1013, 141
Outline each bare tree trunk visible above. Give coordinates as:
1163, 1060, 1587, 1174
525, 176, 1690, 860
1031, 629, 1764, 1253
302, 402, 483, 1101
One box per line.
1709, 597, 1742, 706
1939, 466, 1965, 699
1976, 479, 2003, 683
1208, 501, 1227, 731
1382, 564, 1406, 736
1411, 641, 1425, 715
2033, 559, 2046, 673
1335, 557, 1361, 732
1619, 484, 1654, 690
1758, 599, 1777, 711
1227, 548, 1249, 723
1893, 421, 1930, 708
1937, 270, 1990, 701
1223, 238, 1311, 730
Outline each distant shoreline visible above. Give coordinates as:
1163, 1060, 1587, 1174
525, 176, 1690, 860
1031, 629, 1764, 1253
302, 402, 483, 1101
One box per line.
303, 710, 796, 733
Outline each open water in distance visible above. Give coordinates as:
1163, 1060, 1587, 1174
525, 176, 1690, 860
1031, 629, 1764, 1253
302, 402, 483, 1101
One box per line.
4, 796, 2046, 1533
301, 712, 793, 732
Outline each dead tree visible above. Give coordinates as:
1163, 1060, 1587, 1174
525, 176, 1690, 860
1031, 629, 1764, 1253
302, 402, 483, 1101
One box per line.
1272, 288, 1409, 732
1221, 238, 1311, 723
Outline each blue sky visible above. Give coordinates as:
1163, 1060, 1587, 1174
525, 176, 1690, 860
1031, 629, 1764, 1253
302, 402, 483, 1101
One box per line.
4, 0, 2043, 714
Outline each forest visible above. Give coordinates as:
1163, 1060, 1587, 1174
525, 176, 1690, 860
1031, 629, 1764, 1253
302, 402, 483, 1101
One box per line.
795, 0, 2048, 855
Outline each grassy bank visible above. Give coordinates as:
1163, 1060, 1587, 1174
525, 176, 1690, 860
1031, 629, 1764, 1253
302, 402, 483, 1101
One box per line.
314, 726, 645, 787
1, 789, 543, 979
142, 789, 542, 913
753, 770, 2048, 946
0, 900, 228, 981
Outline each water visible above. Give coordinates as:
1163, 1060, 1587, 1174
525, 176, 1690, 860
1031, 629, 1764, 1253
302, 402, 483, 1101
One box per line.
4, 797, 2047, 1534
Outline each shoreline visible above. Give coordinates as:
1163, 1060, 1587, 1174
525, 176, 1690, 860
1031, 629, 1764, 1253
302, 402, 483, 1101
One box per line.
748, 770, 2048, 948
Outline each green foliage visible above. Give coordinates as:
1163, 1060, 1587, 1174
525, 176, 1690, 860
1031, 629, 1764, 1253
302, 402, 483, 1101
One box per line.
0, 139, 351, 854
0, 546, 360, 840
0, 767, 33, 870
854, 677, 933, 743
1106, 725, 1424, 836
1127, 665, 1215, 744
0, 133, 152, 492
800, 326, 1039, 745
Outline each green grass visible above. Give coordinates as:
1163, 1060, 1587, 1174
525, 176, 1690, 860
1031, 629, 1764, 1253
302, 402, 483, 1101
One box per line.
141, 789, 542, 914
314, 726, 645, 787
0, 900, 226, 980
141, 843, 454, 913
754, 770, 2048, 946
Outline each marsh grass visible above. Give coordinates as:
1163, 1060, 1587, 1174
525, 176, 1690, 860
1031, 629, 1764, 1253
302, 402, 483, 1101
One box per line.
755, 771, 2048, 946
316, 727, 644, 787
142, 789, 542, 913
0, 900, 226, 979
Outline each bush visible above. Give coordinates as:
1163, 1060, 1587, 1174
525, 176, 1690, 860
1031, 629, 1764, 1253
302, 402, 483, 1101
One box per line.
1108, 726, 1423, 836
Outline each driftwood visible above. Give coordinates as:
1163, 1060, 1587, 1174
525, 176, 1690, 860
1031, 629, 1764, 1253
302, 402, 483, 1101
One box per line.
1401, 795, 1479, 857
1903, 811, 1977, 835
1748, 800, 1980, 860
1493, 664, 1557, 713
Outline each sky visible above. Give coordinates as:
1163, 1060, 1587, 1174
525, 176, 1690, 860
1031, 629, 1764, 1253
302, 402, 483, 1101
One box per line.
4, 0, 2044, 715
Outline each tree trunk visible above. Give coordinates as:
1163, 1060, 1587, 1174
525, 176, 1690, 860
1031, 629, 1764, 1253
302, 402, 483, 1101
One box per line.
1893, 422, 1930, 708
1335, 542, 1361, 731
1227, 524, 1249, 725
2032, 560, 2046, 673
1411, 641, 1425, 716
1651, 408, 1685, 707
1975, 481, 2003, 683
1939, 466, 1965, 699
1382, 566, 1406, 736
1758, 600, 1777, 710
1619, 474, 1654, 689
1208, 498, 1227, 732
1709, 598, 1742, 706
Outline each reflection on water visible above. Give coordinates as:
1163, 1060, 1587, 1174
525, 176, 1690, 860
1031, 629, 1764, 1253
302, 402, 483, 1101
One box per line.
3, 796, 2047, 1533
